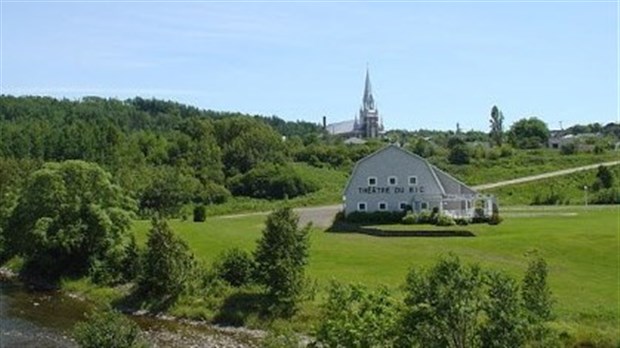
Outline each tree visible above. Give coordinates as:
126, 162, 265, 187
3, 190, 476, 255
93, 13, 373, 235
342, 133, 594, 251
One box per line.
137, 217, 195, 303
593, 165, 614, 191
315, 282, 397, 347
522, 254, 553, 322
447, 137, 471, 165
508, 118, 550, 149
73, 308, 147, 348
400, 254, 484, 348
521, 253, 555, 345
254, 207, 310, 316
481, 272, 526, 348
4, 160, 135, 281
489, 105, 504, 146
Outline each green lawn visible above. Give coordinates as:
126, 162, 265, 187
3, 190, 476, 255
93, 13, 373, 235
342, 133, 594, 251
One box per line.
485, 165, 620, 206
133, 205, 619, 340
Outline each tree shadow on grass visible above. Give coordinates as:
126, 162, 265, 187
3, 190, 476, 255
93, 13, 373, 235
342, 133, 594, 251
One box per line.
213, 291, 271, 327
112, 287, 179, 314
326, 220, 475, 237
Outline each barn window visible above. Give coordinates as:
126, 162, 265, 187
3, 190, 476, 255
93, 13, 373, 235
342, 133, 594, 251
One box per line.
408, 176, 418, 185
388, 176, 397, 186
368, 176, 377, 186
399, 202, 409, 210
420, 202, 428, 210
378, 202, 387, 211
358, 202, 367, 211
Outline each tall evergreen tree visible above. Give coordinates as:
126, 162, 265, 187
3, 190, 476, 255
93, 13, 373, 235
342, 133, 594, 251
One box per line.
254, 207, 310, 316
490, 105, 505, 146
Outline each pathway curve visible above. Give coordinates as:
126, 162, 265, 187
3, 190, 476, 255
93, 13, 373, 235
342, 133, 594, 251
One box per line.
472, 160, 620, 191
218, 160, 620, 227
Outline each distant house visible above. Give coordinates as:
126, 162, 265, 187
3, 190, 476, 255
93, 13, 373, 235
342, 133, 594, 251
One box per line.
548, 132, 599, 151
342, 145, 495, 218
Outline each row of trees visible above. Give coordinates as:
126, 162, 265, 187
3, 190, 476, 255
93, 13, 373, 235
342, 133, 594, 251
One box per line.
315, 253, 555, 348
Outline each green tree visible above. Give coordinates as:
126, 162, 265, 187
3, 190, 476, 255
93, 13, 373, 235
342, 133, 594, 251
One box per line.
73, 308, 147, 348
593, 165, 614, 190
522, 254, 553, 322
489, 105, 504, 146
481, 272, 526, 348
447, 137, 471, 165
399, 254, 484, 348
254, 207, 310, 316
508, 117, 550, 149
4, 160, 135, 281
315, 282, 397, 347
137, 217, 195, 304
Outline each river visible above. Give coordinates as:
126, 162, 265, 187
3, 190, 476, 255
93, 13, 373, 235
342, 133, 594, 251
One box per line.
0, 280, 263, 348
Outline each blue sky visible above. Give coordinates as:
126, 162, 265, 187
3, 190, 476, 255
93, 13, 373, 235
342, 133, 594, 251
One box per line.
1, 1, 617, 131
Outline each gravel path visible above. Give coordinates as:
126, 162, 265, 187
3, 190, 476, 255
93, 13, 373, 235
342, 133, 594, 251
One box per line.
472, 160, 620, 191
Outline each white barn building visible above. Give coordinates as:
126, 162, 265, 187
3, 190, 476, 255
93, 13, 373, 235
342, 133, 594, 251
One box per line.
343, 145, 495, 218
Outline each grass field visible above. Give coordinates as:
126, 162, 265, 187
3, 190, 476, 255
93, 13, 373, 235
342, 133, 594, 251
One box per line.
485, 165, 620, 206
133, 205, 619, 342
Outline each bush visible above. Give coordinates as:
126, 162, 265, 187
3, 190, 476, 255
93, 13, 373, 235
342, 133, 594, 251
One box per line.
193, 205, 206, 222
73, 308, 147, 348
488, 205, 503, 225
214, 247, 254, 287
560, 143, 576, 155
401, 213, 417, 225
590, 188, 620, 204
455, 217, 470, 226
434, 213, 455, 226
415, 210, 435, 224
229, 162, 318, 200
345, 211, 406, 224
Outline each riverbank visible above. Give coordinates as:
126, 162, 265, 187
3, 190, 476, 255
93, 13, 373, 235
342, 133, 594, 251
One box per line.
0, 271, 269, 348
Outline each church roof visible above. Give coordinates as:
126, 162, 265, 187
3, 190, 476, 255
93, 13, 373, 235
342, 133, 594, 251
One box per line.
326, 119, 357, 135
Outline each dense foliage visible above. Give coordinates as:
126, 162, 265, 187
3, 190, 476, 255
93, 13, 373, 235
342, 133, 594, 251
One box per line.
2, 160, 135, 281
73, 308, 147, 348
508, 117, 550, 149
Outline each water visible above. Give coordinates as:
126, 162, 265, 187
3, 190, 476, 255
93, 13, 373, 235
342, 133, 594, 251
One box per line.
0, 282, 80, 347
0, 281, 262, 347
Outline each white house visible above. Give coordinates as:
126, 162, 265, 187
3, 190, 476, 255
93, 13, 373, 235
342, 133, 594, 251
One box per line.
342, 145, 495, 218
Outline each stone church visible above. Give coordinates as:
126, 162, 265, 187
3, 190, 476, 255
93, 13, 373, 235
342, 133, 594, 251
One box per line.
326, 69, 385, 139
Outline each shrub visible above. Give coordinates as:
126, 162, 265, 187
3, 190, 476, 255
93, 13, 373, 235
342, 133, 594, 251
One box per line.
73, 308, 147, 348
560, 143, 576, 155
214, 247, 254, 287
229, 163, 318, 200
345, 211, 406, 224
434, 213, 455, 226
590, 188, 620, 204
193, 205, 206, 222
401, 213, 417, 225
416, 210, 435, 224
455, 217, 470, 226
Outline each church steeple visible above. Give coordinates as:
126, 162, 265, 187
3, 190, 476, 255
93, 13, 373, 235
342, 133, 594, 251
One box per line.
358, 67, 381, 138
362, 68, 375, 111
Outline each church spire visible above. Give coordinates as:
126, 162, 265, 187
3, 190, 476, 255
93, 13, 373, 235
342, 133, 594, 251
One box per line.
363, 68, 375, 110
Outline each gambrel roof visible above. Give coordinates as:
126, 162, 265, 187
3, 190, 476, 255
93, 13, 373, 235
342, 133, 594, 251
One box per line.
343, 144, 477, 197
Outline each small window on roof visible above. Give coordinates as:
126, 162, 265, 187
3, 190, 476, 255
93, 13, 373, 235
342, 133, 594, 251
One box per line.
358, 202, 367, 211
408, 176, 418, 185
378, 202, 387, 211
388, 176, 397, 186
368, 177, 377, 186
